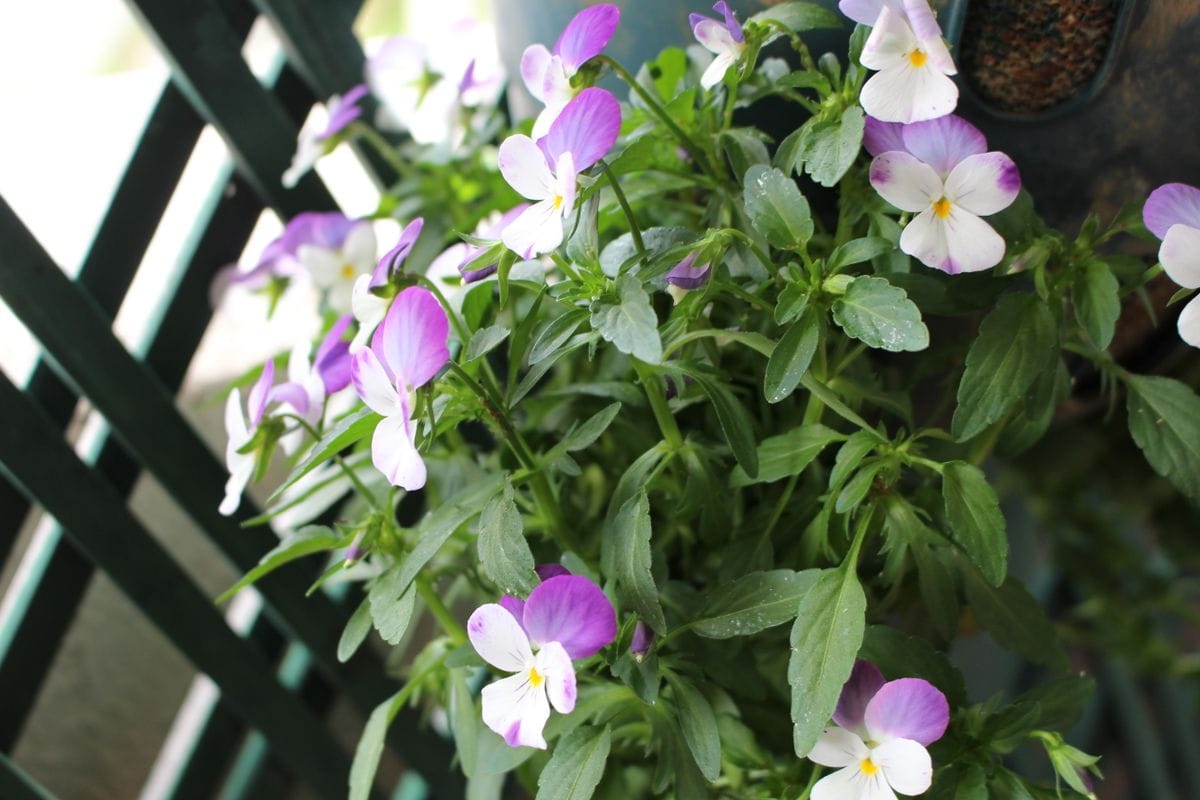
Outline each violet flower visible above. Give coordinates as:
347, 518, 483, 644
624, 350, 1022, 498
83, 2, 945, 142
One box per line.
269, 316, 353, 453
220, 362, 276, 516
283, 84, 368, 188
690, 1, 747, 90
868, 115, 1020, 274
467, 574, 617, 749
296, 217, 377, 315
630, 621, 655, 661
853, 0, 958, 123
498, 563, 572, 622
350, 217, 425, 352
807, 660, 949, 800
521, 4, 620, 138
1143, 182, 1200, 347
666, 252, 713, 290
428, 205, 531, 284
498, 87, 621, 259
350, 286, 449, 490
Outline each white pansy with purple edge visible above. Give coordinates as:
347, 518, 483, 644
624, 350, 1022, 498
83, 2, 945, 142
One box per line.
869, 114, 1020, 274
808, 660, 949, 800
857, 0, 957, 124
468, 574, 617, 749
220, 362, 276, 516
270, 316, 353, 453
1143, 183, 1200, 347
521, 4, 620, 139
350, 287, 449, 490
690, 1, 747, 90
351, 218, 424, 353
498, 87, 621, 259
298, 218, 376, 315
283, 84, 368, 189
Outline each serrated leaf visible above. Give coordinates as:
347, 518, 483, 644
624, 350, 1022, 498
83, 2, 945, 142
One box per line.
775, 281, 810, 324
744, 165, 814, 251
789, 566, 867, 756
338, 595, 373, 663
671, 677, 722, 780
530, 309, 588, 365
534, 726, 611, 800
689, 373, 759, 478
465, 324, 509, 362
1074, 260, 1120, 348
828, 237, 894, 271
748, 1, 843, 32
765, 306, 821, 403
367, 568, 417, 645
832, 276, 929, 352
268, 408, 377, 503
731, 423, 843, 486
694, 568, 820, 638
1010, 675, 1096, 732
1126, 374, 1200, 503
952, 293, 1057, 441
216, 525, 349, 603
798, 106, 864, 188
591, 275, 662, 363
964, 571, 1067, 670
477, 483, 537, 596
941, 461, 1008, 586
611, 492, 666, 633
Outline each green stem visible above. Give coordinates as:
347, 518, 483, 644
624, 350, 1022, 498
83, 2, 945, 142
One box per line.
633, 360, 684, 450
349, 121, 414, 180
845, 505, 874, 568
598, 159, 644, 255
720, 228, 776, 275
416, 574, 467, 645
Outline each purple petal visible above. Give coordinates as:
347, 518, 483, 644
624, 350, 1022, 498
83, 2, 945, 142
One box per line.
900, 115, 986, 176
540, 87, 621, 172
499, 594, 526, 622
372, 217, 425, 286
713, 1, 745, 44
521, 575, 616, 659
864, 678, 950, 746
833, 660, 887, 734
839, 0, 888, 26
1143, 182, 1200, 240
268, 381, 310, 415
248, 360, 275, 427
666, 252, 712, 289
553, 4, 620, 73
902, 0, 943, 42
280, 211, 357, 253
372, 286, 450, 390
315, 318, 352, 394
536, 563, 571, 580
630, 621, 655, 657
863, 116, 907, 157
320, 84, 368, 140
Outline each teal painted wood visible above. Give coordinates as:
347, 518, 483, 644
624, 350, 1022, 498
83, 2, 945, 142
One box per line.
0, 754, 55, 800
0, 371, 353, 800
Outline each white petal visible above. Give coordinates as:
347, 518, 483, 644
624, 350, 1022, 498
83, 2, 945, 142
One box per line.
325, 276, 355, 315
520, 43, 553, 103
350, 349, 401, 416
287, 342, 312, 384
1178, 295, 1200, 348
869, 151, 942, 212
468, 604, 534, 672
501, 199, 563, 259
945, 152, 1020, 216
224, 388, 248, 449
694, 18, 737, 55
860, 62, 958, 124
282, 140, 320, 189
481, 672, 550, 749
371, 413, 425, 490
812, 766, 897, 800
498, 134, 555, 200
219, 457, 254, 516
859, 7, 915, 71
351, 275, 389, 352
298, 245, 343, 289
536, 641, 577, 714
342, 223, 378, 272
808, 727, 870, 768
554, 152, 576, 216
872, 738, 932, 795
701, 50, 738, 90
531, 103, 566, 141
901, 206, 1005, 274
1160, 223, 1200, 289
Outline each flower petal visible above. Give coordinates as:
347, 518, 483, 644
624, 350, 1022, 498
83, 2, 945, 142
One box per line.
316, 316, 353, 393
863, 116, 908, 157
833, 660, 887, 734
351, 348, 401, 416
499, 594, 526, 622
693, 17, 737, 55
371, 413, 426, 490
714, 1, 746, 43
554, 3, 620, 73
1177, 295, 1200, 348
666, 252, 712, 289
501, 199, 564, 259
536, 640, 577, 713
248, 361, 274, 427
808, 726, 870, 768
373, 217, 424, 286
1144, 183, 1200, 239
468, 603, 534, 672
901, 206, 1005, 274
873, 737, 933, 794
481, 672, 550, 749
499, 134, 555, 200
522, 575, 617, 659
900, 115, 987, 176
536, 563, 571, 580
219, 456, 254, 517
860, 62, 958, 124
701, 50, 739, 90
860, 6, 915, 71
902, 0, 944, 44
375, 286, 450, 391
342, 222, 377, 272
520, 43, 553, 103
812, 765, 897, 800
350, 276, 389, 354
864, 678, 949, 746
869, 151, 942, 212
540, 88, 621, 173
224, 387, 248, 446
1160, 223, 1200, 289
839, 0, 888, 26
944, 152, 1020, 216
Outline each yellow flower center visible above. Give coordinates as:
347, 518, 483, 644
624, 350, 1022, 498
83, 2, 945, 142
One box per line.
340, 264, 357, 279
908, 49, 927, 67
860, 757, 879, 776
553, 194, 564, 210
932, 197, 953, 219
528, 666, 544, 687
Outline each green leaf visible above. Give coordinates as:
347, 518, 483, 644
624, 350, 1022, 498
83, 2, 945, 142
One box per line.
1126, 374, 1200, 503
603, 443, 671, 572
748, 1, 843, 32
1011, 675, 1096, 732
477, 482, 537, 596
367, 569, 417, 645
743, 165, 814, 251
827, 236, 894, 271
952, 293, 1057, 441
964, 571, 1067, 670
599, 226, 694, 278
465, 324, 510, 362
530, 308, 588, 365
694, 568, 820, 638
835, 461, 884, 513
559, 402, 622, 453
534, 726, 611, 800
941, 461, 1008, 586
1074, 260, 1120, 348
828, 430, 878, 490
731, 424, 843, 487
859, 625, 967, 707
337, 595, 373, 663
670, 677, 722, 780
591, 275, 662, 363
832, 276, 929, 352
450, 669, 479, 778
689, 373, 759, 479
797, 106, 865, 188
216, 525, 349, 603
721, 128, 770, 181
789, 566, 867, 756
774, 281, 809, 325
611, 492, 667, 634
349, 689, 406, 800
268, 408, 377, 503
764, 306, 822, 403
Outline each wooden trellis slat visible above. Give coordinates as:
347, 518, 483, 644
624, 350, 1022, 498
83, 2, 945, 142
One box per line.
0, 754, 54, 800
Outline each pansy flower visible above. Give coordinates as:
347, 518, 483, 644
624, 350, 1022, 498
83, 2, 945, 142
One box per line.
857, 0, 957, 123
283, 84, 368, 188
807, 660, 949, 800
350, 217, 425, 352
350, 286, 449, 490
498, 87, 621, 259
270, 316, 353, 453
297, 218, 377, 315
220, 362, 276, 516
690, 1, 747, 90
869, 114, 1020, 274
521, 4, 620, 138
1143, 182, 1200, 347
428, 205, 531, 284
468, 574, 617, 749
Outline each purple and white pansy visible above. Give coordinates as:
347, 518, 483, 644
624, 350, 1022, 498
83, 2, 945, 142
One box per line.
220, 362, 276, 516
1143, 182, 1200, 347
690, 1, 747, 90
468, 574, 617, 749
851, 0, 958, 124
520, 4, 620, 139
428, 204, 531, 284
808, 660, 949, 800
498, 87, 621, 259
868, 114, 1020, 274
351, 217, 425, 352
297, 217, 377, 315
350, 286, 450, 490
270, 316, 353, 453
283, 84, 368, 188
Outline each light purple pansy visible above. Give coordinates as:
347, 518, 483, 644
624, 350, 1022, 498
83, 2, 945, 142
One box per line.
427, 205, 531, 284
498, 88, 621, 259
808, 660, 949, 800
220, 362, 276, 516
351, 217, 425, 352
1143, 183, 1200, 347
298, 217, 377, 315
498, 563, 572, 621
350, 287, 449, 490
690, 1, 747, 90
859, 0, 958, 124
218, 212, 358, 293
267, 317, 354, 454
869, 118, 1020, 274
520, 4, 620, 138
283, 85, 368, 189
666, 252, 713, 290
864, 115, 987, 178
468, 574, 617, 749
630, 621, 655, 660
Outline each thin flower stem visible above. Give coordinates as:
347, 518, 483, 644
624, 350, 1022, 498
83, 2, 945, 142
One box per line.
598, 159, 644, 255
719, 227, 776, 274
349, 121, 415, 180
632, 360, 684, 450
749, 471, 799, 563
415, 573, 467, 645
